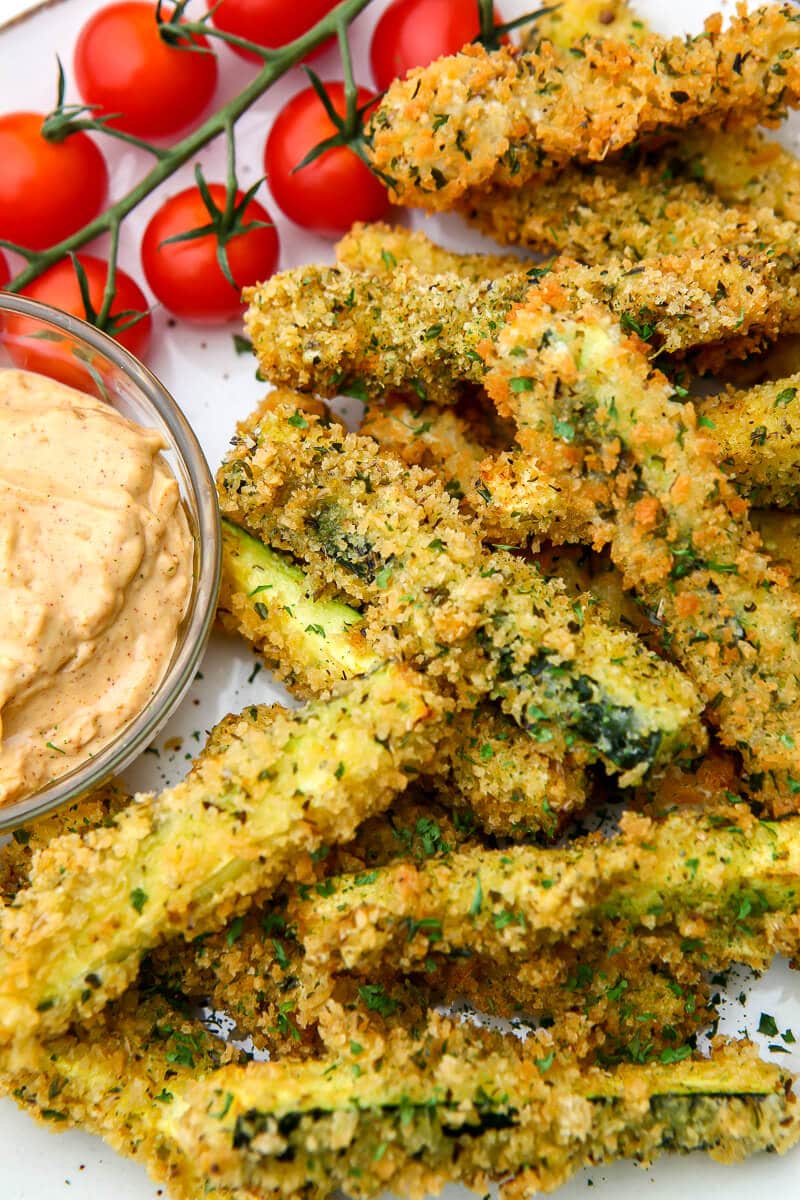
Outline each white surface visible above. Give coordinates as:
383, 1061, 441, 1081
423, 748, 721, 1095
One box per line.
1, 0, 799, 1195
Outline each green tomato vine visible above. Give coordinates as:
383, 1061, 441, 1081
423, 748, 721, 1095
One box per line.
0, 0, 376, 330
0, 0, 548, 337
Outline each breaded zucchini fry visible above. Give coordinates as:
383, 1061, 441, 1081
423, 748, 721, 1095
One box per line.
245, 253, 786, 405
218, 403, 705, 782
367, 6, 800, 209
1, 994, 256, 1200
487, 283, 800, 809
167, 1032, 800, 1197
0, 663, 444, 1046
220, 516, 590, 837
292, 809, 800, 983
219, 518, 376, 694
459, 161, 796, 263
7, 1010, 795, 1200
698, 373, 800, 507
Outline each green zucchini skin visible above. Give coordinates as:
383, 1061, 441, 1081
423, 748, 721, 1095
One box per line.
7, 1008, 797, 1200
218, 404, 705, 784
487, 289, 800, 812
179, 1034, 800, 1198
290, 809, 800, 981
220, 517, 590, 839
0, 663, 444, 1047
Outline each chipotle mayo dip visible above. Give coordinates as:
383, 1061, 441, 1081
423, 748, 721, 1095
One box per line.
0, 369, 194, 805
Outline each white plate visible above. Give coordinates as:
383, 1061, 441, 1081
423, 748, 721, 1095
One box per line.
1, 0, 799, 1195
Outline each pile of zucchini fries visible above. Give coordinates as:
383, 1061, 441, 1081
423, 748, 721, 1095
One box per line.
5, 1, 800, 1196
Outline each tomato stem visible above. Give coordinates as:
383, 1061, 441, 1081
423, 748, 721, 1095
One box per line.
42, 58, 171, 158
96, 220, 121, 329
158, 0, 276, 62
473, 1, 558, 51
5, 0, 376, 294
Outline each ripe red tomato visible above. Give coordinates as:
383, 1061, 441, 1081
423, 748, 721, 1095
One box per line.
0, 113, 108, 252
265, 83, 390, 238
206, 0, 338, 62
74, 2, 218, 139
141, 184, 280, 323
4, 255, 152, 390
370, 0, 504, 91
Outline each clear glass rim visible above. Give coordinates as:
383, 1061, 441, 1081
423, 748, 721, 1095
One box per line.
0, 292, 221, 831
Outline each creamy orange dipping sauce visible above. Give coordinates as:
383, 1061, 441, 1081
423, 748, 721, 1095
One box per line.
0, 369, 194, 806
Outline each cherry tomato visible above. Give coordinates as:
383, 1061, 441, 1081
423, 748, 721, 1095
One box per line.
0, 113, 108, 252
4, 255, 152, 390
206, 0, 337, 63
370, 0, 505, 91
265, 83, 390, 238
74, 2, 218, 139
141, 184, 280, 323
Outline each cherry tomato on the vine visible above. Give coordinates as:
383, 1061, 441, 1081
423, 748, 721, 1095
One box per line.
0, 113, 108, 252
206, 0, 338, 62
265, 83, 390, 239
74, 2, 218, 139
141, 185, 280, 323
4, 255, 152, 390
370, 0, 505, 91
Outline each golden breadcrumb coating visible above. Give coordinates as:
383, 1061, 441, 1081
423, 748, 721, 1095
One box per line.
486, 279, 800, 810
0, 665, 445, 1049
359, 395, 510, 517
367, 6, 800, 209
699, 373, 800, 507
459, 159, 798, 266
245, 252, 788, 406
0, 779, 130, 902
218, 402, 705, 783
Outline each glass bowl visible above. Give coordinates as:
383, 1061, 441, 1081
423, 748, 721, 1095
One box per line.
0, 292, 221, 831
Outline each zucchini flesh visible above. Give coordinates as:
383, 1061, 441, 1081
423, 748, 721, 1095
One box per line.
178, 1035, 800, 1198
6, 1010, 796, 1200
488, 288, 800, 811
220, 517, 378, 694
218, 404, 705, 784
292, 809, 800, 979
0, 664, 442, 1046
221, 517, 589, 838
